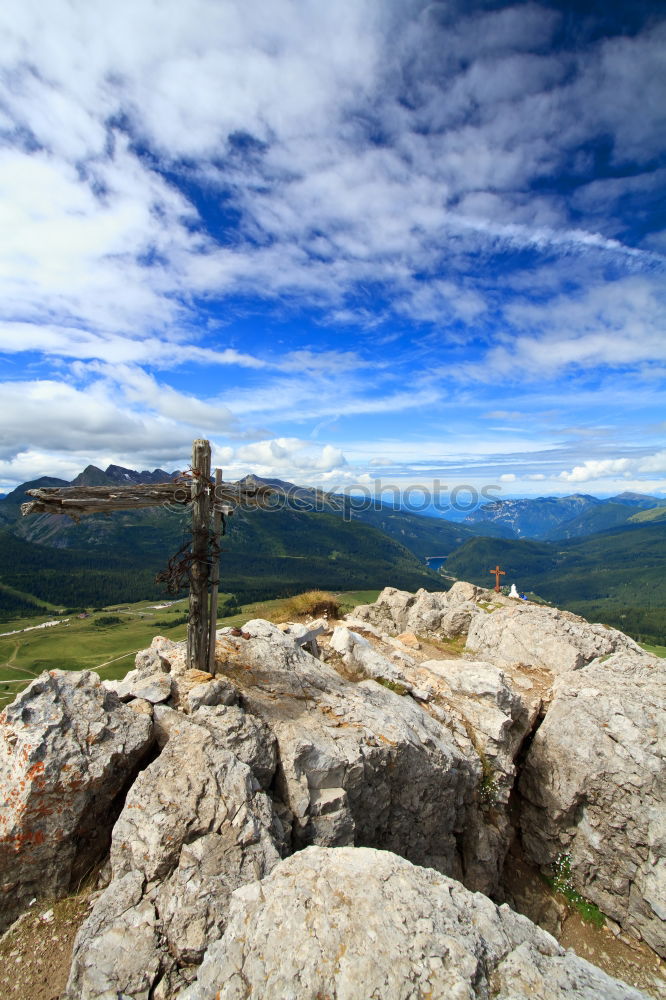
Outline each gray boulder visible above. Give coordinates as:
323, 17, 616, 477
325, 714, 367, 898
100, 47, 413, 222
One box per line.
0, 670, 153, 933
181, 846, 648, 1000
422, 657, 533, 797
350, 583, 498, 639
349, 586, 416, 633
466, 604, 646, 674
418, 656, 537, 894
190, 704, 278, 789
105, 670, 173, 703
66, 711, 283, 999
214, 619, 479, 874
519, 649, 666, 956
329, 625, 415, 691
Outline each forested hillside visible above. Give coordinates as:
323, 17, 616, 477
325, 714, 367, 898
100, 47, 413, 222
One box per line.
0, 504, 446, 617
444, 522, 666, 643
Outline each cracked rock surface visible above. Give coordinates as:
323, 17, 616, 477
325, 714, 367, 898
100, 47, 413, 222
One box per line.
179, 846, 649, 1000
65, 709, 283, 999
519, 649, 666, 957
2, 582, 663, 999
0, 669, 153, 934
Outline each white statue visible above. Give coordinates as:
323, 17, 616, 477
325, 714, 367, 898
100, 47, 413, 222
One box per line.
509, 583, 520, 599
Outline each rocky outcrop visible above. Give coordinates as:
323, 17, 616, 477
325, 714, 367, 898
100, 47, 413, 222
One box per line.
2, 582, 663, 998
0, 670, 153, 933
519, 649, 666, 957
212, 619, 479, 873
351, 582, 492, 638
66, 708, 283, 999
181, 846, 649, 1000
329, 624, 421, 693
466, 603, 646, 674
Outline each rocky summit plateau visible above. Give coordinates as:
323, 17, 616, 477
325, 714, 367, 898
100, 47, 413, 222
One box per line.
1, 583, 665, 999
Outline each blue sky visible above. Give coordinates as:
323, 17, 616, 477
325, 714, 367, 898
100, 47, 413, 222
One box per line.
0, 0, 664, 499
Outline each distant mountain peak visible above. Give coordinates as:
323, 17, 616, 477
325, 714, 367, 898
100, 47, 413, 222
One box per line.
462, 491, 663, 541
70, 465, 179, 487
104, 465, 177, 485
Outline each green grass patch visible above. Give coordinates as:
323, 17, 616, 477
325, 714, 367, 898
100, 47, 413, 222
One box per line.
416, 633, 467, 657
640, 642, 666, 658
337, 589, 382, 615
0, 589, 376, 711
544, 853, 606, 929
375, 676, 408, 695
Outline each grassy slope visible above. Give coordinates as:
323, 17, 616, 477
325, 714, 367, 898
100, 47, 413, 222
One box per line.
0, 588, 381, 711
629, 506, 666, 524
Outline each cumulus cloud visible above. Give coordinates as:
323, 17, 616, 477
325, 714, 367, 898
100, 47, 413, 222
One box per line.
1, 0, 663, 345
234, 438, 346, 474
559, 449, 666, 484
0, 0, 664, 490
559, 458, 632, 483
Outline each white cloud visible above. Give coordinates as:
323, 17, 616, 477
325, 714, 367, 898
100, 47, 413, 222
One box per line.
0, 0, 662, 347
639, 450, 666, 475
0, 321, 267, 369
559, 459, 631, 483
234, 438, 346, 474
464, 277, 666, 381
0, 0, 664, 492
559, 449, 666, 484
0, 379, 193, 459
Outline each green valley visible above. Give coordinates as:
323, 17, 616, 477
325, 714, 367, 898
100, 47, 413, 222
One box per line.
444, 521, 666, 643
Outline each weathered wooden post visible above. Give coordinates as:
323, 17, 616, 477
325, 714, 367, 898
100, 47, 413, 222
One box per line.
21, 440, 276, 673
208, 467, 223, 671
187, 439, 211, 671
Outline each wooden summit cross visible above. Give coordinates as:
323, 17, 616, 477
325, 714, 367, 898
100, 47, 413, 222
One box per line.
20, 439, 274, 672
490, 564, 506, 593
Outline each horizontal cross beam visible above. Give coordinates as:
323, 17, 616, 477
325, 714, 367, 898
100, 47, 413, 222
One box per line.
21, 481, 275, 520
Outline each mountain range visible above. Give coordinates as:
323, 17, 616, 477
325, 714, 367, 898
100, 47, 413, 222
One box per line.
461, 492, 665, 540
0, 466, 664, 643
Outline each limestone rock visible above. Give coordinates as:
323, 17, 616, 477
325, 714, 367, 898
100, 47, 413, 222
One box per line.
394, 631, 421, 649
350, 586, 416, 633
0, 670, 153, 933
191, 704, 277, 789
519, 650, 666, 956
127, 697, 154, 717
445, 580, 486, 605
186, 678, 238, 712
351, 584, 491, 639
169, 668, 238, 711
65, 871, 164, 1000
109, 670, 173, 703
149, 635, 188, 675
330, 625, 413, 692
182, 846, 648, 1000
135, 645, 172, 678
466, 603, 646, 674
66, 713, 282, 998
422, 657, 533, 793
214, 619, 478, 873
418, 656, 537, 893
